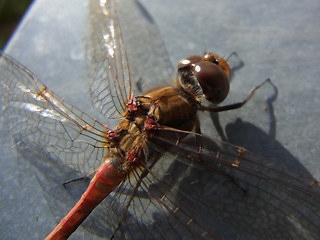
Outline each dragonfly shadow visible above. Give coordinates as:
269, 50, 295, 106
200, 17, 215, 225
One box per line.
168, 123, 320, 239
194, 79, 320, 239
214, 78, 312, 177
228, 52, 245, 81
12, 137, 116, 238
225, 118, 311, 175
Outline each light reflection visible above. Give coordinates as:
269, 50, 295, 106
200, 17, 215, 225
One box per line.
103, 33, 115, 57
17, 83, 46, 102
9, 102, 68, 122
181, 59, 190, 65
100, 0, 108, 15
109, 22, 115, 38
103, 34, 109, 41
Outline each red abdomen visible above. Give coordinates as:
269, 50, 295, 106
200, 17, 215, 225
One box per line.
45, 158, 125, 240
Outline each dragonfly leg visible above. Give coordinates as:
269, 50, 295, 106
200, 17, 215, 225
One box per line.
199, 78, 271, 112
62, 176, 90, 188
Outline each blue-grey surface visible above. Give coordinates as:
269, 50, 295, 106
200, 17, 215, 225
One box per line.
1, 0, 320, 239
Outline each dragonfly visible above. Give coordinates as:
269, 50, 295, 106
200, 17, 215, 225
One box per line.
1, 0, 320, 239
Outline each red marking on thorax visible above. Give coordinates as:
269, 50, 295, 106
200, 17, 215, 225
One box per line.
144, 118, 159, 130
127, 149, 141, 164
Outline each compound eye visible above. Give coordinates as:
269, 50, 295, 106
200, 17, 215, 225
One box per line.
194, 61, 230, 104
178, 55, 202, 70
204, 52, 231, 79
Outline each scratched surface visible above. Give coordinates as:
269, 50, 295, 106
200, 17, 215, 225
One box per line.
1, 0, 320, 239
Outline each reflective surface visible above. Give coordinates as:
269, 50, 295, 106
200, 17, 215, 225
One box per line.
1, 0, 320, 239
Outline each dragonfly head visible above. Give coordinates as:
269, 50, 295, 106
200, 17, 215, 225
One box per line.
177, 52, 230, 104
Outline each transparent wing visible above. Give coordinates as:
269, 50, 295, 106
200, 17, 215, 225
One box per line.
99, 128, 320, 240
0, 52, 110, 175
102, 165, 222, 240
146, 128, 320, 239
86, 0, 132, 118
86, 0, 175, 119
